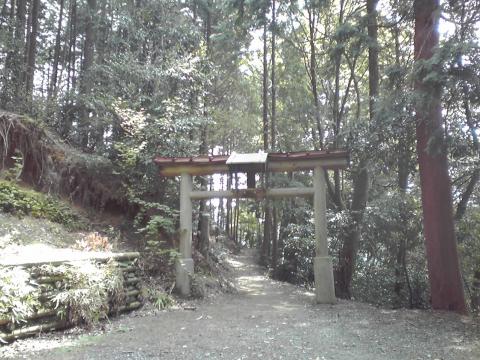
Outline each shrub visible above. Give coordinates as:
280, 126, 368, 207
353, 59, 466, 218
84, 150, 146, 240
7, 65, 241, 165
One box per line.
0, 267, 41, 326
39, 261, 125, 326
458, 208, 480, 312
276, 222, 315, 286
75, 232, 112, 252
146, 289, 174, 310
0, 180, 84, 230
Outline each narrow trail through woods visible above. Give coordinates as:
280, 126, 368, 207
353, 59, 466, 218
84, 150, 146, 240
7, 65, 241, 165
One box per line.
6, 250, 480, 359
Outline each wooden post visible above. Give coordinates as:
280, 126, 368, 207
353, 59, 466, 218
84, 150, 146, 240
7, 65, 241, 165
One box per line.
313, 167, 336, 304
176, 173, 193, 296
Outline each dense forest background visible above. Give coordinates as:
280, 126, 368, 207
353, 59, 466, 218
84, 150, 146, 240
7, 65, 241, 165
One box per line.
0, 0, 479, 311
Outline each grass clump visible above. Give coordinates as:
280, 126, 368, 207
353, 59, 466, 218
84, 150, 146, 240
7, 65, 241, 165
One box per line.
146, 289, 174, 310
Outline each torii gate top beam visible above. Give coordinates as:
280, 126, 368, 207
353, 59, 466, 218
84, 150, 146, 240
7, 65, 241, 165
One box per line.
154, 149, 349, 177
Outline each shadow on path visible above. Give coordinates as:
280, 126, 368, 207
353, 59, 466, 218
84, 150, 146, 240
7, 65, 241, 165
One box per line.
4, 248, 480, 360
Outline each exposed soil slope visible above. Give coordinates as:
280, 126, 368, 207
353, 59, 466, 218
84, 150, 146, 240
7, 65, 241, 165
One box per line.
2, 249, 479, 360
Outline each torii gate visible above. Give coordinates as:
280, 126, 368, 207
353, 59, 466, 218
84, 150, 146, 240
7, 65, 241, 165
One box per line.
154, 149, 349, 304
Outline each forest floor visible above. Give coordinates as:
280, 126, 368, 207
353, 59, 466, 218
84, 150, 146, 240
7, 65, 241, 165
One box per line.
2, 249, 480, 360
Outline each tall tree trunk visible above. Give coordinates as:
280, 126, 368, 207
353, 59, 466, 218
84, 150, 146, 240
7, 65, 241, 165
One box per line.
262, 18, 269, 152
197, 0, 211, 248
307, 5, 323, 149
270, 0, 276, 151
270, 0, 278, 269
261, 9, 271, 264
13, 0, 26, 106
0, 0, 17, 107
334, 166, 369, 298
91, 0, 109, 149
226, 173, 232, 236
66, 0, 77, 95
331, 0, 346, 209
414, 0, 466, 313
79, 0, 97, 148
0, 0, 8, 21
63, 0, 77, 139
367, 0, 378, 122
25, 0, 39, 100
49, 0, 65, 100
392, 15, 414, 307
334, 0, 376, 299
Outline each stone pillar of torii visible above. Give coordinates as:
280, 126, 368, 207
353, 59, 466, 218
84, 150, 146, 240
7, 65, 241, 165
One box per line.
154, 150, 349, 304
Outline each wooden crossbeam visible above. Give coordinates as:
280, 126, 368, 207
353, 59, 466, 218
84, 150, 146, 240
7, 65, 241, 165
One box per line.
189, 187, 314, 200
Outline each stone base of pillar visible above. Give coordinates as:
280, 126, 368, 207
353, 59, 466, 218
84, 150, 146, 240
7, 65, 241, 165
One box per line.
175, 258, 194, 296
314, 256, 337, 304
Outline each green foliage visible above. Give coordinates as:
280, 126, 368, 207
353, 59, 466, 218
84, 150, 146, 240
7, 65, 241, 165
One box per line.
40, 261, 125, 326
0, 181, 84, 230
458, 209, 480, 268
280, 229, 315, 286
353, 191, 428, 308
142, 237, 180, 275
146, 289, 174, 310
0, 0, 478, 313
274, 201, 316, 286
458, 208, 480, 311
136, 201, 180, 274
144, 240, 180, 263
0, 267, 41, 325
134, 202, 177, 238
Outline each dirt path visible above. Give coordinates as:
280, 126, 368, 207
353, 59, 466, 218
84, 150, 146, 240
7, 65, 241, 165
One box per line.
3, 250, 480, 359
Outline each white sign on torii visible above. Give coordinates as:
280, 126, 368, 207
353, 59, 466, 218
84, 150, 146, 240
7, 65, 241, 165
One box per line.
154, 149, 349, 304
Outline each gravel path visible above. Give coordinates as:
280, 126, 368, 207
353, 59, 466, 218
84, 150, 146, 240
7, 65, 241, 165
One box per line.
3, 250, 480, 359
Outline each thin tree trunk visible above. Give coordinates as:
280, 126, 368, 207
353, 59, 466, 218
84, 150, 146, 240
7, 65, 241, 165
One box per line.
79, 0, 97, 148
270, 0, 278, 269
13, 0, 26, 106
261, 7, 270, 263
235, 194, 240, 245
0, 0, 17, 107
367, 0, 379, 122
331, 1, 346, 209
63, 0, 77, 138
271, 0, 276, 151
391, 13, 414, 307
226, 173, 231, 236
25, 0, 40, 100
197, 0, 211, 247
334, 163, 368, 298
262, 18, 269, 152
307, 5, 323, 149
414, 0, 466, 313
334, 0, 375, 299
49, 0, 65, 100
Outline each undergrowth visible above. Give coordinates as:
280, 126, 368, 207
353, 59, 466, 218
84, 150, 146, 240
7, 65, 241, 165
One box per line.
146, 289, 174, 310
0, 267, 41, 325
0, 261, 127, 329
36, 261, 125, 326
0, 180, 85, 230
